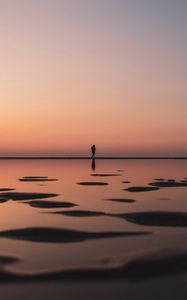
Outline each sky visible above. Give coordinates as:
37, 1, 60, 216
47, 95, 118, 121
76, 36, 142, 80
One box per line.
0, 0, 186, 156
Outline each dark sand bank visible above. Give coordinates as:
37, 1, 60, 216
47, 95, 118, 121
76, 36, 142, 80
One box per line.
0, 227, 150, 243
19, 178, 58, 182
105, 198, 136, 203
0, 256, 19, 265
52, 210, 106, 217
0, 197, 9, 203
0, 188, 15, 191
150, 180, 187, 188
25, 200, 77, 209
0, 248, 187, 283
123, 211, 187, 227
91, 174, 121, 177
77, 182, 109, 186
49, 209, 130, 219
125, 186, 160, 192
19, 176, 58, 182
54, 210, 187, 228
0, 192, 59, 200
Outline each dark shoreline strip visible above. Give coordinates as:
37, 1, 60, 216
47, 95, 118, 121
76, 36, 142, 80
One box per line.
1, 248, 187, 282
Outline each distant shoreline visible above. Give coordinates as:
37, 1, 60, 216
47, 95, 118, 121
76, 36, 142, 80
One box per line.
0, 157, 187, 160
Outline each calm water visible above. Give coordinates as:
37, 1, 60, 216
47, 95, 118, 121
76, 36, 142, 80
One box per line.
0, 159, 187, 300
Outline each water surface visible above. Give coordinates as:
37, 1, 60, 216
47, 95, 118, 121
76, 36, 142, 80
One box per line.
0, 159, 187, 300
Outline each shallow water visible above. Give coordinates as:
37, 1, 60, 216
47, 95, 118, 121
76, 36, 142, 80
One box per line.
0, 159, 187, 299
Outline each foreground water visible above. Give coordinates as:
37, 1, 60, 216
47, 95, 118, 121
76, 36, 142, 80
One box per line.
0, 159, 187, 299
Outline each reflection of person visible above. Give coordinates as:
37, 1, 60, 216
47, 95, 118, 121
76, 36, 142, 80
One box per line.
91, 158, 96, 171
91, 144, 96, 157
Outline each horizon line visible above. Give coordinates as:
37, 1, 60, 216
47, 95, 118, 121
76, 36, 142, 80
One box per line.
0, 156, 187, 160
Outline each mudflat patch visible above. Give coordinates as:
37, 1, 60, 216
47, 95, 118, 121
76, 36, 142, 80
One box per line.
25, 200, 77, 208
91, 174, 120, 177
0, 197, 9, 203
77, 182, 109, 186
125, 186, 160, 192
105, 198, 136, 203
0, 192, 58, 201
0, 188, 15, 192
150, 180, 187, 188
52, 210, 106, 217
124, 211, 187, 227
0, 227, 150, 243
19, 176, 58, 182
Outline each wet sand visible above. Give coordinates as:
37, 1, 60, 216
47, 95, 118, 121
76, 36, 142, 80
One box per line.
0, 159, 187, 300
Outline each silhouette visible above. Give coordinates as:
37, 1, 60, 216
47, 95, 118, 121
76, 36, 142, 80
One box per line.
91, 144, 96, 157
91, 158, 96, 171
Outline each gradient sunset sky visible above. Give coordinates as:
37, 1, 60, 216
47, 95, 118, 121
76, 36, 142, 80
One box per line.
0, 0, 186, 156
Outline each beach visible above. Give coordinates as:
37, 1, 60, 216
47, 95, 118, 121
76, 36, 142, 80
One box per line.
0, 159, 186, 299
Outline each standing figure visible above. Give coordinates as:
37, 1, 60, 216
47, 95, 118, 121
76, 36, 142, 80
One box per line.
91, 144, 96, 158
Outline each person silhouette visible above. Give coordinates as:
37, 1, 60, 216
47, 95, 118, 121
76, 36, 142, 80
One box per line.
91, 144, 96, 158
